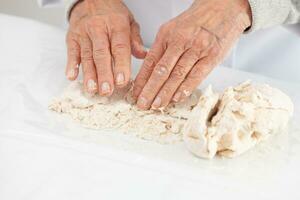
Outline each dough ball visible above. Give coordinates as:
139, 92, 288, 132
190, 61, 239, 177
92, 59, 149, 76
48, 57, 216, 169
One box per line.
183, 81, 294, 159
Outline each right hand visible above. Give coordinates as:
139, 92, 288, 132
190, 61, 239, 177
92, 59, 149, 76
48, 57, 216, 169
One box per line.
66, 0, 147, 96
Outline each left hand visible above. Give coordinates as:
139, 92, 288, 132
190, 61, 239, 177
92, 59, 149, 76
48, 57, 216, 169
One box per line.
66, 0, 146, 96
133, 0, 252, 110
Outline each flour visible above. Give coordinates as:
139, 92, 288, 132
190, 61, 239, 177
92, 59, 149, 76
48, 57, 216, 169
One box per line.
49, 81, 201, 144
49, 80, 294, 158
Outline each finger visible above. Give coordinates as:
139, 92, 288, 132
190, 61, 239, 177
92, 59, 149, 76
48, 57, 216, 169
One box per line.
79, 34, 98, 94
173, 56, 216, 103
66, 32, 80, 80
87, 25, 114, 96
136, 44, 185, 110
130, 21, 147, 59
111, 27, 131, 88
151, 49, 200, 109
132, 37, 165, 100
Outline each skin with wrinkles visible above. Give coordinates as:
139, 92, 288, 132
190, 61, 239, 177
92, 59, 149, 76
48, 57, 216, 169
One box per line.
133, 0, 252, 110
67, 0, 251, 109
66, 0, 147, 96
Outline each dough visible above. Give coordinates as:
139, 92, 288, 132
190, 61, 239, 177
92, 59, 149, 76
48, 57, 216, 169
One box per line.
49, 80, 294, 158
49, 81, 201, 144
183, 81, 294, 159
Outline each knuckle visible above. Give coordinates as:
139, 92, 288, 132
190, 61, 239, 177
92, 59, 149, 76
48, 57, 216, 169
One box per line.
141, 86, 154, 98
194, 29, 212, 46
171, 31, 186, 43
133, 79, 145, 91
92, 39, 110, 60
191, 64, 212, 82
170, 42, 185, 53
111, 43, 130, 55
93, 48, 109, 60
68, 47, 79, 57
134, 83, 146, 96
153, 63, 169, 78
169, 36, 186, 52
160, 86, 173, 97
183, 50, 199, 61
182, 79, 194, 89
66, 30, 78, 40
135, 68, 152, 86
67, 44, 80, 57
112, 24, 129, 34
66, 36, 79, 48
193, 38, 208, 51
190, 67, 204, 80
188, 52, 200, 61
142, 54, 156, 71
81, 48, 93, 60
200, 38, 210, 49
96, 64, 112, 77
171, 66, 188, 80
137, 75, 150, 90
198, 27, 211, 39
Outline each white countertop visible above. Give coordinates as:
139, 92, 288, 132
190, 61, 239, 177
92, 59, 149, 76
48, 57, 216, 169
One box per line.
0, 14, 300, 200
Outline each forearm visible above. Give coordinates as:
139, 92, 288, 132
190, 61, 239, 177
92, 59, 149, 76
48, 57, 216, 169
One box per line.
246, 0, 300, 32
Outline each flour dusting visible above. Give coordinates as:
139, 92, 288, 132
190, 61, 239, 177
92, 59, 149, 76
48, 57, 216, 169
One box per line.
49, 81, 201, 144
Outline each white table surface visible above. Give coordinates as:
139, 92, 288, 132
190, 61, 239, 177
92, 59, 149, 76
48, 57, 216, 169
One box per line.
0, 14, 300, 200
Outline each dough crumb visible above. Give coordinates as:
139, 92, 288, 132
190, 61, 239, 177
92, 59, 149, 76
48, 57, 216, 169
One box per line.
49, 81, 201, 144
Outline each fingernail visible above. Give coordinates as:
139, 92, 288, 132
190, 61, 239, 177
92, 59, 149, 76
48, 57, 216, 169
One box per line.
137, 96, 148, 108
173, 92, 181, 102
116, 73, 125, 85
101, 82, 111, 94
87, 79, 97, 92
155, 66, 168, 75
152, 97, 161, 109
67, 68, 75, 79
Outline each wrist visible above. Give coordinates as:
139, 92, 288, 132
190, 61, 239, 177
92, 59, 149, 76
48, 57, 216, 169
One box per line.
192, 0, 252, 31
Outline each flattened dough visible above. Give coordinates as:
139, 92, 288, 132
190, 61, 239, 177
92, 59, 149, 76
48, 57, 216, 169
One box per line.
49, 81, 201, 144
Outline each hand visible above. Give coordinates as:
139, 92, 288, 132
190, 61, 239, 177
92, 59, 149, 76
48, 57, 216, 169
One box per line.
133, 0, 251, 110
66, 0, 147, 96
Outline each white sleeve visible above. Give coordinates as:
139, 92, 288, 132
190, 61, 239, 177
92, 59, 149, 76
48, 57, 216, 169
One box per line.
37, 0, 63, 7
62, 0, 81, 21
38, 0, 80, 21
246, 0, 300, 33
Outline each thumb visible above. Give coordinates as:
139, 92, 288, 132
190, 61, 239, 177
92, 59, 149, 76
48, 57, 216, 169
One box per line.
130, 21, 147, 59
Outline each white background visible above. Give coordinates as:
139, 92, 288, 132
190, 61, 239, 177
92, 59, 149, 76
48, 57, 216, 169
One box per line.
0, 0, 64, 27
